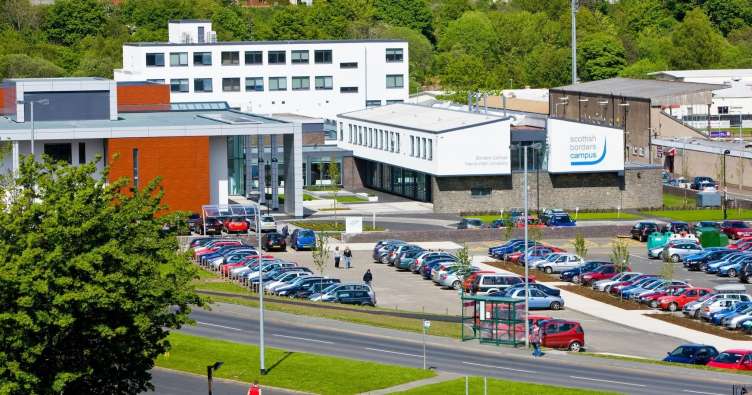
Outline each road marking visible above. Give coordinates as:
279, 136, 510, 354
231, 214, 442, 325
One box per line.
272, 334, 334, 344
461, 361, 536, 374
364, 347, 422, 358
569, 376, 646, 387
630, 254, 651, 261
682, 390, 723, 395
197, 321, 242, 331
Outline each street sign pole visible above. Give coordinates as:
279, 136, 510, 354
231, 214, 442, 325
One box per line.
422, 320, 430, 370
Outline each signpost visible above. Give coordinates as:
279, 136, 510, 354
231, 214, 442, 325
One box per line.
423, 320, 431, 370
345, 217, 363, 234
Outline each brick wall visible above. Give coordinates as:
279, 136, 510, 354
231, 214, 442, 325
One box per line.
342, 156, 363, 190
117, 83, 170, 112
431, 167, 662, 213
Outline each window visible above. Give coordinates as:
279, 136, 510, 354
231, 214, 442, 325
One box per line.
315, 76, 333, 90
414, 137, 420, 156
245, 77, 263, 92
348, 124, 353, 143
194, 78, 213, 92
269, 77, 287, 91
43, 143, 72, 163
422, 137, 427, 159
340, 62, 358, 69
386, 74, 404, 88
222, 78, 240, 92
245, 51, 263, 65
146, 53, 164, 67
132, 148, 139, 190
427, 139, 432, 160
193, 52, 212, 66
366, 100, 381, 107
314, 49, 332, 64
396, 133, 400, 153
718, 106, 729, 114
268, 51, 286, 64
387, 99, 404, 104
291, 76, 310, 90
221, 51, 239, 65
340, 86, 358, 93
198, 26, 205, 43
291, 50, 309, 64
170, 79, 189, 92
146, 79, 165, 84
169, 52, 188, 66
410, 136, 415, 156
78, 142, 86, 165
339, 122, 343, 141
386, 48, 403, 62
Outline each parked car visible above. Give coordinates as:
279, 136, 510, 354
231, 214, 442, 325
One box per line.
471, 274, 527, 294
412, 252, 455, 273
539, 319, 585, 352
377, 242, 408, 264
187, 213, 201, 234
396, 249, 427, 270
276, 276, 325, 296
661, 242, 703, 262
690, 176, 718, 190
641, 285, 687, 308
458, 218, 484, 229
535, 253, 584, 274
710, 301, 752, 325
684, 249, 735, 271
660, 221, 690, 234
389, 244, 423, 266
324, 289, 375, 306
707, 349, 752, 370
610, 275, 659, 296
706, 253, 751, 274
265, 271, 312, 293
489, 219, 508, 228
224, 217, 250, 234
631, 222, 660, 242
290, 229, 316, 250
256, 216, 277, 233
310, 283, 375, 304
663, 344, 719, 365
439, 266, 480, 290
592, 272, 642, 292
506, 288, 564, 310
373, 240, 405, 262
658, 287, 713, 312
546, 214, 576, 227
261, 232, 287, 251
580, 265, 618, 286
462, 270, 497, 292
559, 261, 609, 283
505, 282, 561, 297
648, 239, 699, 259
197, 217, 224, 235
721, 220, 752, 240
291, 279, 341, 299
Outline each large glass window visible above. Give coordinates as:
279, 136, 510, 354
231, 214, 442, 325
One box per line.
193, 52, 212, 66
268, 51, 286, 64
221, 51, 240, 65
245, 51, 262, 65
291, 76, 310, 90
193, 78, 213, 92
170, 79, 188, 92
222, 78, 240, 92
170, 52, 188, 66
314, 49, 332, 64
269, 77, 287, 91
291, 50, 309, 64
245, 77, 263, 92
44, 143, 72, 164
510, 142, 547, 171
386, 48, 404, 62
315, 76, 333, 90
146, 53, 164, 67
386, 74, 404, 89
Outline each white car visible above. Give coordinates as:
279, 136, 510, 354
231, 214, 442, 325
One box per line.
593, 272, 642, 292
266, 271, 310, 292
257, 216, 277, 232
535, 253, 584, 274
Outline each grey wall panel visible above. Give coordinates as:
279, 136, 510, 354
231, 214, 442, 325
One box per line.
24, 91, 110, 121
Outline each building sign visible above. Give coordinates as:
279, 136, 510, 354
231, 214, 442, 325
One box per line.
547, 118, 625, 173
345, 217, 362, 234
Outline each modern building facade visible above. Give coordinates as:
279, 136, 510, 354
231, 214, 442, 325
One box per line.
115, 20, 409, 120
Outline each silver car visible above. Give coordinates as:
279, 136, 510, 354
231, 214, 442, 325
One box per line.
535, 253, 584, 274
662, 242, 703, 262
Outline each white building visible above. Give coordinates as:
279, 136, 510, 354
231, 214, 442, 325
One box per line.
115, 20, 409, 120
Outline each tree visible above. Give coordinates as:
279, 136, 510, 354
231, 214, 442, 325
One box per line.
119, 0, 195, 33
2, 0, 40, 31
373, 0, 433, 39
574, 233, 588, 259
438, 11, 494, 57
702, 0, 752, 36
618, 58, 668, 79
43, 0, 109, 46
0, 156, 202, 394
310, 232, 330, 293
661, 254, 675, 280
668, 8, 727, 69
454, 243, 472, 288
0, 54, 65, 79
327, 161, 340, 226
523, 44, 571, 88
374, 25, 433, 88
578, 32, 626, 81
610, 238, 630, 272
212, 6, 252, 41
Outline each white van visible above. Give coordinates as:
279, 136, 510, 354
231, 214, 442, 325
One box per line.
683, 284, 749, 319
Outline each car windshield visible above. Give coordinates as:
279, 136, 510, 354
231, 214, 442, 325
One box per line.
262, 216, 274, 222
729, 221, 748, 228
321, 283, 340, 293
670, 347, 697, 357
714, 352, 744, 364
300, 230, 315, 238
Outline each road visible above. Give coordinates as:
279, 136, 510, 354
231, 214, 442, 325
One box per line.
168, 306, 747, 395
148, 368, 296, 395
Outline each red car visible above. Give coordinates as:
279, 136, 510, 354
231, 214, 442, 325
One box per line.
192, 240, 242, 257
540, 319, 585, 352
730, 239, 752, 251
640, 285, 686, 308
580, 265, 617, 286
608, 274, 657, 295
720, 220, 752, 240
707, 349, 752, 370
220, 254, 273, 275
224, 217, 250, 234
658, 287, 713, 312
508, 246, 565, 264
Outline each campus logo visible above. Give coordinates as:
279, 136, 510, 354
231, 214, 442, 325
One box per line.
568, 135, 607, 166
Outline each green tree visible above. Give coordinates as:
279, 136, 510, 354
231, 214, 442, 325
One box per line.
619, 58, 668, 78
374, 25, 433, 88
577, 32, 626, 81
43, 0, 109, 46
74, 35, 126, 78
0, 157, 202, 394
311, 232, 330, 293
0, 54, 65, 79
1, 0, 41, 32
119, 0, 194, 32
438, 11, 494, 56
268, 6, 311, 40
703, 0, 752, 36
668, 8, 727, 69
523, 44, 571, 88
374, 0, 433, 39
610, 238, 630, 272
574, 233, 588, 259
212, 6, 252, 41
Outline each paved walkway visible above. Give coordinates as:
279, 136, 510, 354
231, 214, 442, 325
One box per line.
360, 371, 462, 394
329, 241, 461, 251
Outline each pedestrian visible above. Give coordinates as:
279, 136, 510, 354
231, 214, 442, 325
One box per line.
530, 322, 544, 357
281, 224, 289, 239
343, 246, 352, 269
363, 269, 373, 286
334, 246, 341, 269
247, 380, 261, 395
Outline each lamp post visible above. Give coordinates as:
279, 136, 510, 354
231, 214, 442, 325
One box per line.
723, 149, 730, 220
207, 361, 224, 395
16, 98, 49, 157
255, 207, 266, 375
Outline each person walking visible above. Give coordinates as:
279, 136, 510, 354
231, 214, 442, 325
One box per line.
334, 246, 341, 269
363, 269, 373, 286
343, 246, 352, 269
530, 322, 544, 357
247, 380, 261, 395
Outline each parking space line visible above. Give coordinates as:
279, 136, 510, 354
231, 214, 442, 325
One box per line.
272, 334, 334, 344
681, 390, 723, 395
461, 361, 536, 374
569, 376, 646, 387
197, 321, 243, 331
364, 347, 422, 358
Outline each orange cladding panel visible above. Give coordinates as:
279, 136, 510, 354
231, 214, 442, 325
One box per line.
107, 137, 210, 214
117, 84, 171, 112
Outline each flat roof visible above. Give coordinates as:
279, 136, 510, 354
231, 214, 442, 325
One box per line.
650, 69, 752, 79
5, 77, 109, 83
551, 78, 727, 100
337, 103, 508, 134
271, 113, 324, 123
169, 19, 211, 23
653, 137, 752, 159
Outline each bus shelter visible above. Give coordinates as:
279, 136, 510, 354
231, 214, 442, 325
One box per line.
461, 293, 525, 347
200, 204, 258, 234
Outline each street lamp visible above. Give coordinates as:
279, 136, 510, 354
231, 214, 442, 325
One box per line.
207, 361, 224, 395
723, 149, 730, 220
16, 98, 49, 157
252, 206, 266, 375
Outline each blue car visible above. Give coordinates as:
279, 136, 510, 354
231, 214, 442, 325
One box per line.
621, 279, 665, 299
717, 258, 752, 277
547, 214, 576, 227
684, 248, 733, 270
559, 261, 609, 283
706, 253, 750, 274
290, 229, 316, 250
505, 282, 561, 297
711, 302, 752, 325
663, 344, 718, 365
490, 240, 539, 259
488, 239, 524, 256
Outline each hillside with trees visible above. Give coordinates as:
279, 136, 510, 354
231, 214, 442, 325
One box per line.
1, 0, 751, 93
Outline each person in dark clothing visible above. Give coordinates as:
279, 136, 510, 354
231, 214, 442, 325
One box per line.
343, 246, 353, 269
363, 269, 373, 286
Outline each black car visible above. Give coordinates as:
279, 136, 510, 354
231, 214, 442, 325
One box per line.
661, 221, 690, 234
630, 222, 659, 242
333, 289, 375, 306
262, 232, 287, 251
663, 344, 718, 365
292, 279, 341, 299
690, 176, 717, 190
685, 249, 734, 271
197, 217, 224, 235
559, 261, 609, 283
187, 213, 201, 234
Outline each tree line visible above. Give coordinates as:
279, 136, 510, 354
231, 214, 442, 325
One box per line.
1, 0, 752, 94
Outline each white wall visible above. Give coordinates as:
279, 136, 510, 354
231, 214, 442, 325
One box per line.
0, 139, 106, 177
168, 21, 214, 44
115, 40, 409, 120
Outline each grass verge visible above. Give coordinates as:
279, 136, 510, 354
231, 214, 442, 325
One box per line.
648, 313, 751, 340
289, 221, 384, 232
559, 285, 648, 310
663, 193, 695, 209
573, 211, 641, 220
640, 209, 752, 221
581, 352, 752, 376
158, 332, 435, 394
484, 261, 560, 282
392, 376, 618, 395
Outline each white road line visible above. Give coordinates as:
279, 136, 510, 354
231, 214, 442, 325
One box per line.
630, 254, 651, 261
196, 321, 242, 331
682, 390, 723, 395
569, 376, 647, 387
364, 347, 422, 358
461, 361, 537, 374
272, 334, 334, 344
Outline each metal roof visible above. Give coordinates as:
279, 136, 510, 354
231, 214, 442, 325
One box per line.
653, 137, 752, 159
551, 78, 727, 100
338, 103, 508, 134
124, 39, 407, 47
649, 69, 752, 79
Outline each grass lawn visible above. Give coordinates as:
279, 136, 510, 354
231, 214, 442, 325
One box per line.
158, 332, 435, 394
392, 376, 618, 395
335, 195, 368, 203
641, 209, 752, 221
289, 221, 384, 232
572, 211, 641, 220
663, 193, 695, 209
462, 215, 506, 223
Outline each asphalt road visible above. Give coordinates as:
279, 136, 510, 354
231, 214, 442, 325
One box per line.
171, 307, 745, 395
148, 368, 296, 395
